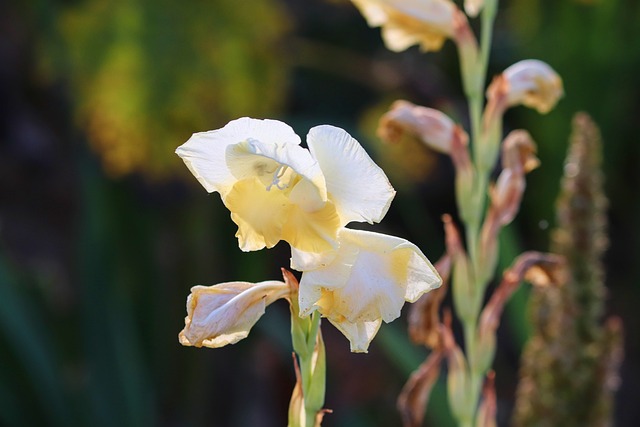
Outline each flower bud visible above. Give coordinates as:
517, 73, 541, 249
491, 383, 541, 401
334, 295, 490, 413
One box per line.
502, 129, 540, 173
442, 310, 473, 422
178, 280, 290, 348
450, 126, 476, 223
444, 215, 477, 323
378, 100, 466, 154
492, 131, 537, 224
350, 0, 458, 52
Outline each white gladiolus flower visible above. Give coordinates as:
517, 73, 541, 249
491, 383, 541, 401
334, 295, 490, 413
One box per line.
297, 228, 442, 352
176, 118, 395, 255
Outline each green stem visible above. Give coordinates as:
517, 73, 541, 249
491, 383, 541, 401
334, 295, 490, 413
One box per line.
452, 2, 500, 427
289, 303, 326, 427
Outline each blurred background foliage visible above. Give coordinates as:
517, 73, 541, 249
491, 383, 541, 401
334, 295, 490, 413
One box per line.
0, 0, 638, 426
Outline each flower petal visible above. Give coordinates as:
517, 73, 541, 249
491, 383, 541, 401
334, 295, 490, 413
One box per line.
226, 137, 327, 207
327, 317, 382, 353
307, 125, 396, 225
178, 280, 289, 348
225, 177, 291, 251
299, 229, 442, 324
282, 202, 341, 255
290, 247, 338, 272
175, 117, 301, 197
351, 0, 456, 52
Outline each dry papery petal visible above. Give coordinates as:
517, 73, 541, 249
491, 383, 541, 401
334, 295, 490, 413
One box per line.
479, 251, 565, 341
408, 254, 451, 349
397, 350, 444, 427
476, 371, 497, 427
501, 129, 540, 173
378, 100, 466, 154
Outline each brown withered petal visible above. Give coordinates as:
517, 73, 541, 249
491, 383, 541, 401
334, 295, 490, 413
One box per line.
476, 371, 497, 427
397, 350, 444, 427
501, 130, 539, 174
408, 254, 452, 349
442, 214, 465, 257
490, 168, 525, 227
479, 251, 565, 339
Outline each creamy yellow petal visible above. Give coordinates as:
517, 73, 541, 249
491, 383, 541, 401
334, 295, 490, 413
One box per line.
225, 177, 292, 251
227, 138, 327, 206
381, 20, 447, 52
175, 117, 300, 198
282, 201, 340, 255
327, 317, 382, 353
290, 247, 338, 272
299, 228, 442, 324
350, 0, 456, 52
307, 125, 395, 225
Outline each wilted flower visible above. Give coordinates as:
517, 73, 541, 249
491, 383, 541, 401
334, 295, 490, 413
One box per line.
486, 59, 564, 115
377, 100, 467, 154
297, 228, 442, 352
350, 0, 458, 52
176, 118, 395, 255
179, 280, 290, 348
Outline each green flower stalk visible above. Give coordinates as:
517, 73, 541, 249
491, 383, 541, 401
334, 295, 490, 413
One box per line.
359, 1, 564, 426
513, 113, 624, 427
285, 270, 328, 427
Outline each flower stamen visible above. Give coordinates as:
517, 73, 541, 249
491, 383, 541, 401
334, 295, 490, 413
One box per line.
266, 165, 290, 191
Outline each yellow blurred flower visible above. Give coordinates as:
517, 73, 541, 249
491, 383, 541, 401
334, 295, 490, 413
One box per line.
177, 118, 395, 255
350, 0, 458, 52
297, 228, 442, 352
179, 280, 290, 348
